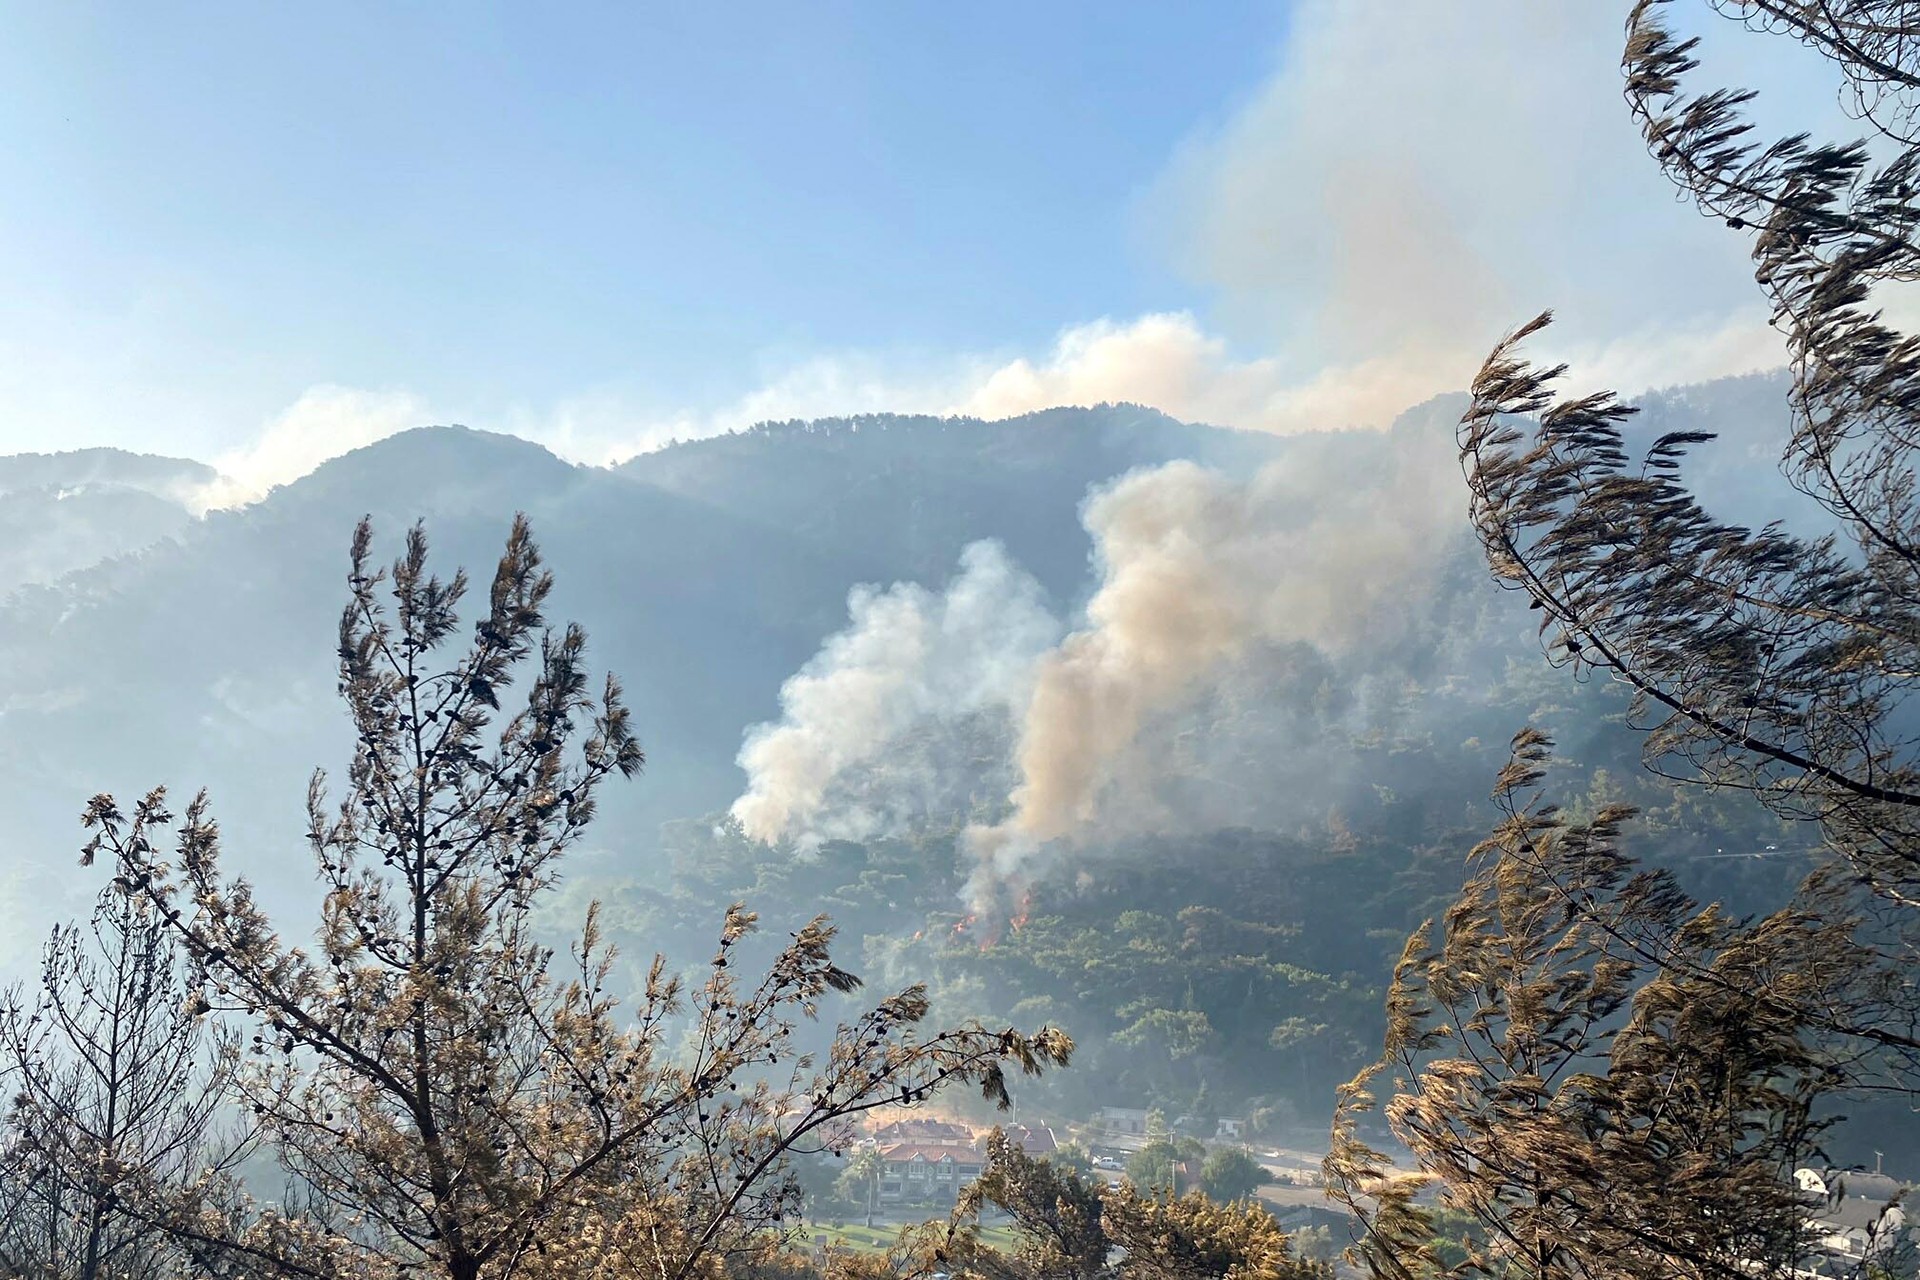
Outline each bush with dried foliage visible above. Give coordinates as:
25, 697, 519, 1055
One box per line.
1451, 0, 1920, 1215
1327, 731, 1859, 1280
1344, 5, 1920, 1271
1460, 0, 1920, 927
0, 882, 239, 1280
895, 1129, 1328, 1280
80, 516, 1070, 1280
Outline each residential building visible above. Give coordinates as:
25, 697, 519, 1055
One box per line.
1794, 1166, 1914, 1270
877, 1142, 985, 1206
1006, 1123, 1058, 1156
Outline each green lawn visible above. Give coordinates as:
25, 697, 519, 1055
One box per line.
806, 1221, 1020, 1254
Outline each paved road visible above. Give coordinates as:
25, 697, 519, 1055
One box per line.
1255, 1146, 1326, 1176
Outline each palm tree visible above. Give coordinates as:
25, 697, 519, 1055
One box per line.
839, 1145, 886, 1229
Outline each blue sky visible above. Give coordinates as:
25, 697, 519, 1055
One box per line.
0, 2, 1842, 497
0, 5, 1279, 455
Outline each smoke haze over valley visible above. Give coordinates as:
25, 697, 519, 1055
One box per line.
0, 373, 1870, 1178
8, 6, 1920, 1274
0, 376, 1802, 952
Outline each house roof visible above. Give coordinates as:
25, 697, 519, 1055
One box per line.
1006, 1123, 1058, 1155
872, 1118, 975, 1143
1819, 1197, 1909, 1234
1826, 1171, 1907, 1205
880, 1142, 983, 1164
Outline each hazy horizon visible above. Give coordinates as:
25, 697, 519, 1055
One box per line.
2, 2, 1851, 501
2, 7, 1916, 1269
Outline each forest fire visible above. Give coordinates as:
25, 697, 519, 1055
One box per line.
945, 890, 1032, 952
947, 912, 1002, 950
15, 5, 1912, 1276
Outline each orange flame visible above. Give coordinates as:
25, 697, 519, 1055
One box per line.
947, 911, 1004, 951
1009, 889, 1033, 934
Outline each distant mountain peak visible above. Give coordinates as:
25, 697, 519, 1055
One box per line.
633, 402, 1222, 461
311, 423, 572, 474
0, 449, 226, 596
0, 447, 220, 501
235, 425, 582, 526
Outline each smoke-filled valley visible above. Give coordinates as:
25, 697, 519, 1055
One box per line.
21, 7, 1920, 1275
1, 373, 1883, 1165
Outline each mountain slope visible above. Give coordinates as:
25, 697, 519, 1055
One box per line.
620, 405, 1289, 600
0, 389, 1801, 970
0, 448, 220, 596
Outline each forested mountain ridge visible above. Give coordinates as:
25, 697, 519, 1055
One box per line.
0, 447, 218, 597
0, 404, 1309, 937
0, 379, 1836, 1148
620, 404, 1289, 599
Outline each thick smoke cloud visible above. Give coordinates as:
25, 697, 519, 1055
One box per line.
730, 541, 1060, 850
1147, 0, 1837, 416
961, 422, 1458, 909
719, 4, 1839, 898
731, 409, 1464, 908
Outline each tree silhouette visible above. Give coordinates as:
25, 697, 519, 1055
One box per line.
0, 882, 238, 1280
1456, 0, 1920, 1084
84, 517, 1069, 1280
1326, 732, 1856, 1280
838, 1145, 885, 1229
1126, 1140, 1184, 1197
1197, 1149, 1267, 1206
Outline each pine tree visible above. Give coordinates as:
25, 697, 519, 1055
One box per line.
85, 517, 1070, 1280
1326, 731, 1855, 1280
0, 882, 237, 1280
1457, 0, 1920, 1045
1450, 7, 1920, 1206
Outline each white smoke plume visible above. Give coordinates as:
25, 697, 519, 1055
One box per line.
730, 415, 1464, 901
730, 541, 1061, 850
963, 420, 1460, 910
190, 385, 435, 513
